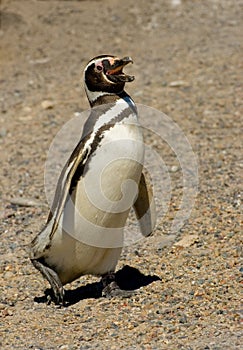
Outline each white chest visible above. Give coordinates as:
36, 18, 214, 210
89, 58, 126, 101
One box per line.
62, 118, 144, 247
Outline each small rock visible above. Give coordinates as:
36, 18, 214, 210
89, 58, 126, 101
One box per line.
9, 197, 47, 207
179, 314, 188, 323
41, 100, 54, 110
2, 308, 13, 317
4, 271, 14, 279
169, 80, 189, 87
174, 234, 199, 248
23, 106, 32, 113
29, 57, 50, 65
171, 0, 182, 6
19, 115, 33, 121
170, 165, 179, 173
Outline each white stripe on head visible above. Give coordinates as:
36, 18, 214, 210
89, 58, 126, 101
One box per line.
84, 88, 112, 104
84, 56, 114, 82
84, 55, 116, 72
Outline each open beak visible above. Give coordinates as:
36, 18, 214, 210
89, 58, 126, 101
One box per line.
105, 57, 134, 83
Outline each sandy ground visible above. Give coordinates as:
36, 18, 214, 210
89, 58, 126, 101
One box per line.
0, 0, 242, 349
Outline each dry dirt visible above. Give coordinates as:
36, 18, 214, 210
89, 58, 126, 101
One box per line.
0, 0, 242, 349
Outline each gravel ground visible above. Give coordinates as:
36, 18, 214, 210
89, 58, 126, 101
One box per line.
0, 0, 242, 349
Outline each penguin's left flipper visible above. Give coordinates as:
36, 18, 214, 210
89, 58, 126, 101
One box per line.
31, 259, 65, 305
133, 170, 156, 237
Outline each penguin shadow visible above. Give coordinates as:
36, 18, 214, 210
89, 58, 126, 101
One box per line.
34, 265, 161, 306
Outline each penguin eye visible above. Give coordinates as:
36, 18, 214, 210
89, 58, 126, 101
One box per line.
96, 65, 103, 72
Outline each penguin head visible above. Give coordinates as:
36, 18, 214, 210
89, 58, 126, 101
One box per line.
84, 55, 134, 102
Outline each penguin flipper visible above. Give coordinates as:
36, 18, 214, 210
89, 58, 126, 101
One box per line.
133, 171, 156, 237
46, 134, 91, 239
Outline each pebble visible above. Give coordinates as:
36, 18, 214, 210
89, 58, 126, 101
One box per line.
23, 106, 32, 113
29, 57, 50, 65
170, 165, 179, 173
9, 197, 47, 207
41, 100, 54, 110
174, 234, 199, 248
169, 80, 189, 87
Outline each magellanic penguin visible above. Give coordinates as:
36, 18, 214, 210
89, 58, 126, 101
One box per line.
30, 55, 156, 305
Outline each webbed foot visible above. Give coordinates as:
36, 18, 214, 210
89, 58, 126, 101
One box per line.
101, 272, 133, 298
31, 258, 65, 305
